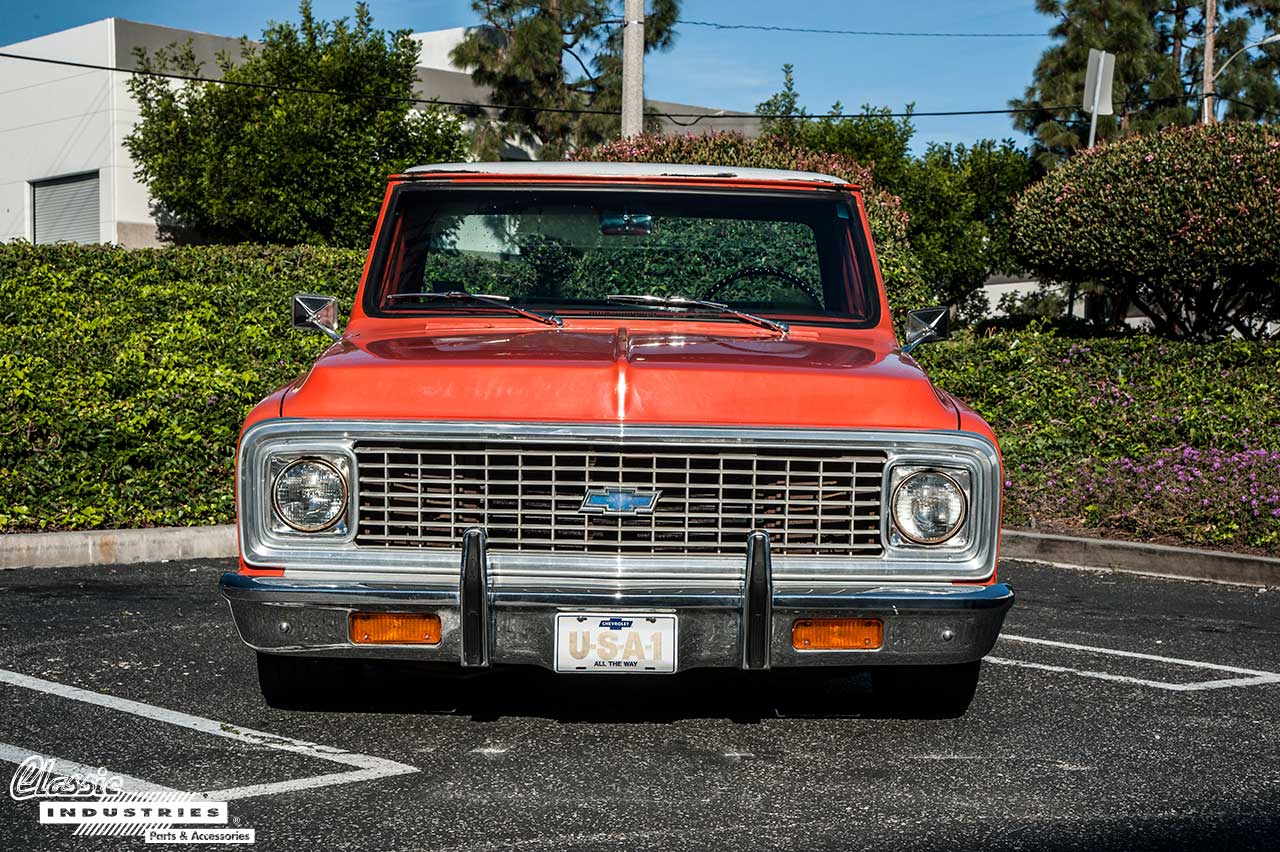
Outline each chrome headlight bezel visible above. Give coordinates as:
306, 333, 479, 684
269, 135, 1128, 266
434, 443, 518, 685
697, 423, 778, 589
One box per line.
241, 438, 359, 548
883, 459, 983, 556
889, 467, 970, 546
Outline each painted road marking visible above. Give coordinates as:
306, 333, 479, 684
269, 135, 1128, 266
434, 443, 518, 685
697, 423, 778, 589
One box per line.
0, 742, 184, 795
0, 668, 417, 799
990, 634, 1280, 692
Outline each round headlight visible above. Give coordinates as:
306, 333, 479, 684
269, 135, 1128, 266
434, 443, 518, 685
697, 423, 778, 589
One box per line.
891, 470, 967, 545
272, 459, 347, 532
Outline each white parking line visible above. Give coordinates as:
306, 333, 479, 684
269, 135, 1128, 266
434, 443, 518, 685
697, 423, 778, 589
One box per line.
990, 634, 1280, 692
0, 742, 184, 795
0, 668, 418, 799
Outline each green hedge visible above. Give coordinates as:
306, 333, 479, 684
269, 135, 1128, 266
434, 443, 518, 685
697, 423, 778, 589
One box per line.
919, 330, 1280, 550
3, 244, 1276, 551
0, 243, 361, 530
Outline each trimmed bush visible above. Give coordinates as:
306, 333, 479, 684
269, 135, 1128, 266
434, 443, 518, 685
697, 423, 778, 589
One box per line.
0, 243, 362, 531
919, 331, 1280, 550
1013, 123, 1280, 340
3, 245, 1276, 551
570, 132, 935, 318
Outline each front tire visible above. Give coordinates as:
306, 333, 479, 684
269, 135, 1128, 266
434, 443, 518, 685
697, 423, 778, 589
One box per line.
871, 660, 982, 718
256, 652, 357, 710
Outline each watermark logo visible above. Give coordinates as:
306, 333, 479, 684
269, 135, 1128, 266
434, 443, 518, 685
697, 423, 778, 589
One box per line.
11, 755, 124, 801
10, 754, 254, 844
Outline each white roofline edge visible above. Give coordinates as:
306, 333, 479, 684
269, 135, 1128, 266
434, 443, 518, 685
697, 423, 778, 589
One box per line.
402, 161, 853, 186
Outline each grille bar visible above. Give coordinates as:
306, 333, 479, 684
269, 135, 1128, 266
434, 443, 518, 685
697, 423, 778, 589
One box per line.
353, 441, 886, 557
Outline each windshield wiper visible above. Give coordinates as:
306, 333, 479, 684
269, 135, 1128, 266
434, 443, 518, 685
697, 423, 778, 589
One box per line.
386, 291, 562, 328
604, 294, 789, 338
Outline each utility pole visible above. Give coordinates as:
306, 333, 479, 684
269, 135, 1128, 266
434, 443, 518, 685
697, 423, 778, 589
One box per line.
621, 0, 644, 138
1202, 0, 1217, 123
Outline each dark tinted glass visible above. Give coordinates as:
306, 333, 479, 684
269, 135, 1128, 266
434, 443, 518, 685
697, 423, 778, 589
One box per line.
369, 186, 878, 324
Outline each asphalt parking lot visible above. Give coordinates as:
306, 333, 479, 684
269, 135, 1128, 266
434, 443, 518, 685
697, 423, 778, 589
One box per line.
1, 559, 1277, 851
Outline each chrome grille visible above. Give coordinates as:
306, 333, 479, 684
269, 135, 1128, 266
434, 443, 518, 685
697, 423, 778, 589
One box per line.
353, 441, 886, 557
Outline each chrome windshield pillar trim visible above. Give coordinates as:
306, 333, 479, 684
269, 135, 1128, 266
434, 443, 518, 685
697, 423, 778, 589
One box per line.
743, 531, 772, 670
460, 528, 490, 667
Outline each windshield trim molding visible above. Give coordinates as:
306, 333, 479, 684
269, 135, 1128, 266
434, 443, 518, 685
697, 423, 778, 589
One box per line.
360, 182, 882, 332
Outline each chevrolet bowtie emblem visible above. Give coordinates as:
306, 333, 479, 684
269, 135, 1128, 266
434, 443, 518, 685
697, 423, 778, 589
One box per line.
579, 488, 662, 515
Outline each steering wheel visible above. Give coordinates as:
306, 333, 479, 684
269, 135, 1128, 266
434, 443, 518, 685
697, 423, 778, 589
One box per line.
704, 265, 823, 307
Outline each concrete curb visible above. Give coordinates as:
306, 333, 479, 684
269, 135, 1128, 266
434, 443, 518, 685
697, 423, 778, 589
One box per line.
1000, 529, 1279, 587
1, 525, 237, 570
1, 524, 1276, 586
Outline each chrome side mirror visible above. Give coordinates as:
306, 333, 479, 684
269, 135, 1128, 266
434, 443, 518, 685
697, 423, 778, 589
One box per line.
292, 293, 342, 341
902, 306, 950, 354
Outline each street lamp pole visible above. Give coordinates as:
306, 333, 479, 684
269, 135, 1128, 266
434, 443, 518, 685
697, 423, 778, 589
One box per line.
1214, 32, 1280, 80
1204, 32, 1280, 121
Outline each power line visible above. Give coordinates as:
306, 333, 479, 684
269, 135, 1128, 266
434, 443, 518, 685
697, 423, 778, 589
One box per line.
675, 19, 1045, 38
1215, 95, 1280, 117
0, 50, 623, 115
0, 49, 1073, 121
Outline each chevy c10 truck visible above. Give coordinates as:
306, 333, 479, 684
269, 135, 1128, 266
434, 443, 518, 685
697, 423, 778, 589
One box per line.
221, 162, 1013, 716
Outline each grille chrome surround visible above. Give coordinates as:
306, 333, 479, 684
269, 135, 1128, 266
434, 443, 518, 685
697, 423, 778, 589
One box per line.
237, 421, 1002, 583
353, 441, 886, 557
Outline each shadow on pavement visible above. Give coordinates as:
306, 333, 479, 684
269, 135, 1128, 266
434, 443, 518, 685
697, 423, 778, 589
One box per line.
277, 660, 971, 722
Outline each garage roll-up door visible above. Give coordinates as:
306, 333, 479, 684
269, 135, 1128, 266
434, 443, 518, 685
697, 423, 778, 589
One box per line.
32, 172, 100, 244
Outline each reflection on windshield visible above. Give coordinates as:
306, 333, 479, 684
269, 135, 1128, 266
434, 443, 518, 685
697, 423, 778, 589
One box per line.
374, 187, 876, 323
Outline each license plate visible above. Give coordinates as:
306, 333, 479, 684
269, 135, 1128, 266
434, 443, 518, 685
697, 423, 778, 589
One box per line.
554, 613, 677, 673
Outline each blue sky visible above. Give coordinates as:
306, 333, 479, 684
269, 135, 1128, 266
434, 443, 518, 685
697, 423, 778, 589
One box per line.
0, 1, 1055, 152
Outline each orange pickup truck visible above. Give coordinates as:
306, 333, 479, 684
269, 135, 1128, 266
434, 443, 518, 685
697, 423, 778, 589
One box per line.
221, 162, 1013, 715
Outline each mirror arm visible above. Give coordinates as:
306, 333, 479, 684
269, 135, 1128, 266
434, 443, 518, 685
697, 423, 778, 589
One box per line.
315, 326, 343, 342
901, 329, 932, 355
293, 293, 343, 341
308, 311, 343, 342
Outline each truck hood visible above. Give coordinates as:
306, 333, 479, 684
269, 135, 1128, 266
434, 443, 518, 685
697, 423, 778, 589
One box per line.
281, 326, 958, 430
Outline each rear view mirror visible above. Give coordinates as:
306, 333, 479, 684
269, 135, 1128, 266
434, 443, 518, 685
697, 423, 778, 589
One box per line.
600, 212, 653, 236
292, 293, 342, 341
902, 306, 950, 353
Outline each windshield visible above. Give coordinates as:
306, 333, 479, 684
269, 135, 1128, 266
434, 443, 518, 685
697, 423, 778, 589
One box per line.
367, 185, 879, 325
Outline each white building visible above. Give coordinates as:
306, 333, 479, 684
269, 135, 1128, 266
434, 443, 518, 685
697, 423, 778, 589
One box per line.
0, 19, 755, 248
0, 19, 248, 247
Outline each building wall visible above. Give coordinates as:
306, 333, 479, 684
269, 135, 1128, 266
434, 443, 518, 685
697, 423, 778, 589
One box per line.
0, 18, 245, 247
0, 20, 117, 244
2, 19, 749, 247
109, 20, 245, 246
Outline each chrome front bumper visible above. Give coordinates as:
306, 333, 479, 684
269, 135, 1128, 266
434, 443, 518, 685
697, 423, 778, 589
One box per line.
221, 532, 1013, 671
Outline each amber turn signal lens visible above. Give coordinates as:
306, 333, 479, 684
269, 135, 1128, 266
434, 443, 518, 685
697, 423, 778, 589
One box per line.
792, 618, 884, 650
350, 612, 441, 645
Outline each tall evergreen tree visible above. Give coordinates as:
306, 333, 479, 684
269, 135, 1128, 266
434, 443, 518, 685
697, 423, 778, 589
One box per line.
1013, 0, 1280, 167
451, 1, 679, 159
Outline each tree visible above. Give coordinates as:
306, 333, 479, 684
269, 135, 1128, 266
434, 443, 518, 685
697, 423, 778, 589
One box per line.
757, 65, 915, 191
898, 140, 1037, 319
451, 0, 680, 159
125, 2, 468, 247
1012, 0, 1280, 168
1012, 122, 1280, 339
756, 67, 1036, 320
